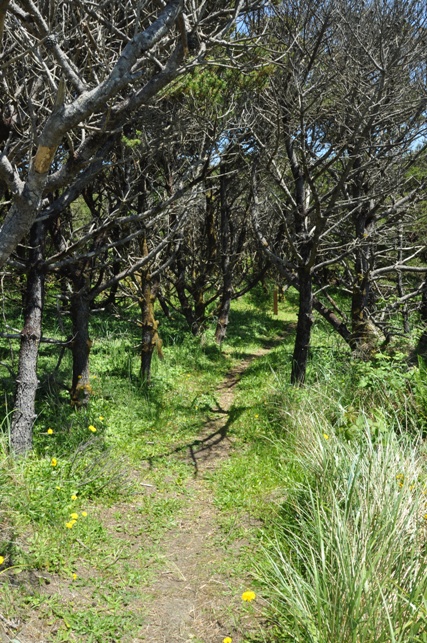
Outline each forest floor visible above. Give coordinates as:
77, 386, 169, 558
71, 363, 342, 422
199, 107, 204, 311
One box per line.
141, 349, 270, 643
3, 343, 275, 643
3, 294, 426, 643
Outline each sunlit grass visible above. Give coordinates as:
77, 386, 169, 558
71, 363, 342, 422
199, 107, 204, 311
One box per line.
2, 285, 427, 641
259, 417, 427, 642
0, 289, 284, 640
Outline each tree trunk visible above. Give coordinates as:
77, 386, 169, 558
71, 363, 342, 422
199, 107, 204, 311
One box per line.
414, 271, 427, 360
70, 289, 92, 406
312, 297, 351, 344
215, 275, 233, 344
350, 255, 380, 358
291, 267, 313, 385
193, 287, 206, 332
11, 221, 45, 455
396, 222, 410, 334
175, 269, 198, 334
350, 184, 378, 355
215, 168, 233, 344
351, 270, 371, 344
157, 289, 171, 318
139, 242, 162, 382
419, 272, 427, 323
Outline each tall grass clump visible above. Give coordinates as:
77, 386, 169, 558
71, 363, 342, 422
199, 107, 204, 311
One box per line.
261, 401, 427, 642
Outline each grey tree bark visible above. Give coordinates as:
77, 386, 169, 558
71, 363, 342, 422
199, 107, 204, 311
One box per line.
10, 221, 45, 454
0, 0, 184, 268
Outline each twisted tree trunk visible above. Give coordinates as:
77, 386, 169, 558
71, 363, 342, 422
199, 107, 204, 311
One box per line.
70, 288, 92, 407
11, 221, 45, 454
139, 241, 162, 382
291, 266, 313, 384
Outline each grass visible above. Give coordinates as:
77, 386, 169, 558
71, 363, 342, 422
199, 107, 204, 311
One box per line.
257, 413, 427, 642
205, 300, 427, 642
0, 286, 285, 641
1, 283, 427, 641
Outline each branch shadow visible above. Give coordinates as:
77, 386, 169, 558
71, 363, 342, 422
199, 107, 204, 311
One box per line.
147, 404, 247, 475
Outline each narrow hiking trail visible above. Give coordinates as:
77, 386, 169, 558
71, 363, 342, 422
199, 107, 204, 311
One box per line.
142, 348, 272, 643
4, 346, 274, 643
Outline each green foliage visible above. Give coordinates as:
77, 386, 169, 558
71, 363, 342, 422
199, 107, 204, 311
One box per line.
205, 298, 427, 642
2, 286, 427, 641
260, 426, 427, 642
121, 129, 143, 148
164, 61, 273, 108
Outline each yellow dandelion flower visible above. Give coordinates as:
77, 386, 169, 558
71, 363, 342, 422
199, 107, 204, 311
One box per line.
99, 416, 104, 421
0, 556, 4, 565
72, 573, 77, 580
323, 433, 329, 440
71, 494, 77, 501
47, 428, 54, 435
81, 511, 87, 517
70, 513, 78, 520
51, 458, 57, 467
254, 414, 259, 418
65, 520, 76, 529
88, 425, 97, 433
223, 638, 233, 643
242, 590, 256, 602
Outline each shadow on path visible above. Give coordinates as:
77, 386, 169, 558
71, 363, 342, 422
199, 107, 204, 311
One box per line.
148, 334, 290, 475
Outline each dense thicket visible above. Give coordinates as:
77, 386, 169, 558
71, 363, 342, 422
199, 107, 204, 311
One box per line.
1, 0, 426, 453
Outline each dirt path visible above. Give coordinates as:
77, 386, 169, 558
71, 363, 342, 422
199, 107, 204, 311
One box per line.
142, 350, 271, 643
4, 347, 274, 643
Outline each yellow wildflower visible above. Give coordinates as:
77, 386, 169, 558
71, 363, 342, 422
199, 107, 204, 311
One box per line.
242, 590, 256, 602
88, 425, 97, 433
70, 513, 78, 520
56, 486, 61, 491
254, 414, 259, 418
47, 428, 54, 435
51, 458, 57, 467
72, 573, 77, 580
99, 416, 104, 421
223, 638, 233, 643
65, 521, 76, 529
323, 433, 329, 440
81, 511, 87, 517
0, 556, 4, 565
71, 494, 77, 501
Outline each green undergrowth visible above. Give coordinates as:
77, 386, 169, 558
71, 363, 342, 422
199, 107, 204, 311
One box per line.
0, 287, 285, 641
208, 309, 427, 642
2, 284, 427, 641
